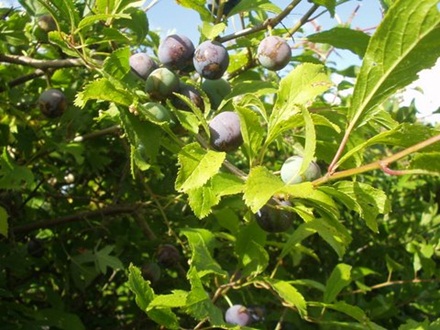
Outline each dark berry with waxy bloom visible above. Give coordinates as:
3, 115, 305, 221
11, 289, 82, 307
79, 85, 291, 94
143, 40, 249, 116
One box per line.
158, 34, 195, 70
129, 53, 158, 80
209, 111, 243, 152
225, 304, 251, 326
193, 40, 229, 80
257, 36, 292, 71
171, 82, 205, 112
255, 199, 295, 232
27, 238, 45, 258
156, 244, 180, 268
38, 89, 67, 118
37, 14, 56, 32
142, 262, 161, 284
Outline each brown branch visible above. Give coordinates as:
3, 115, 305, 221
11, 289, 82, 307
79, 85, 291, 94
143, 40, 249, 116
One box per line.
344, 278, 440, 295
0, 54, 83, 69
12, 203, 143, 234
0, 69, 48, 93
72, 125, 122, 142
217, 0, 303, 43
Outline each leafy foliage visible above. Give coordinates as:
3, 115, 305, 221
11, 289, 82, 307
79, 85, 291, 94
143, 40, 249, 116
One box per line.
1, 0, 440, 329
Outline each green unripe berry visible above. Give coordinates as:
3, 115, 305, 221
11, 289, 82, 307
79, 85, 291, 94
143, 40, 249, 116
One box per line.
280, 156, 321, 184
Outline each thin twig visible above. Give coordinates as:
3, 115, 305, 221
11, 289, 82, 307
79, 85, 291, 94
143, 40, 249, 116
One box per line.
217, 0, 303, 43
0, 54, 84, 69
13, 203, 143, 234
0, 69, 47, 93
343, 278, 440, 295
314, 133, 440, 186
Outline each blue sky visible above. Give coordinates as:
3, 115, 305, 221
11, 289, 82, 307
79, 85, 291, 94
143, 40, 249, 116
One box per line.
2, 0, 438, 117
147, 0, 383, 68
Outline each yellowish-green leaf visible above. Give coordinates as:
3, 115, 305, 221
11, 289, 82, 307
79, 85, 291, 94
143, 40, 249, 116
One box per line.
175, 143, 225, 192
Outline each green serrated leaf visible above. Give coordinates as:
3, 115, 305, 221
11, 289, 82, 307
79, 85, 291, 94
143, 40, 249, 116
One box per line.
177, 0, 212, 21
186, 267, 224, 325
201, 21, 226, 39
0, 206, 8, 238
173, 110, 200, 134
236, 106, 265, 166
235, 222, 268, 276
127, 264, 154, 312
147, 308, 179, 329
176, 143, 226, 192
300, 105, 316, 175
279, 222, 316, 259
227, 80, 277, 100
410, 152, 440, 174
148, 290, 188, 310
117, 8, 149, 44
321, 182, 390, 232
119, 108, 162, 172
76, 13, 129, 32
264, 278, 307, 317
48, 31, 79, 57
243, 166, 285, 213
323, 263, 352, 303
337, 123, 440, 168
181, 228, 227, 277
187, 185, 220, 219
267, 64, 331, 145
348, 0, 440, 128
227, 0, 282, 16
102, 46, 131, 80
308, 217, 351, 258
307, 27, 370, 57
187, 172, 244, 218
75, 78, 133, 108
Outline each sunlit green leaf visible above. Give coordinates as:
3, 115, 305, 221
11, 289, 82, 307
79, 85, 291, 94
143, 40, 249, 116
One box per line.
324, 263, 352, 303
176, 143, 226, 192
264, 278, 307, 317
348, 0, 440, 128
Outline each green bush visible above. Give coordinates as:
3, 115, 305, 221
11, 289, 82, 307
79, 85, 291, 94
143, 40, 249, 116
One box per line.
1, 0, 440, 329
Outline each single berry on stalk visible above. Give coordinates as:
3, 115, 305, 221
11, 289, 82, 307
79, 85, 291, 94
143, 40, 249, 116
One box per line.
193, 40, 229, 80
158, 34, 195, 70
255, 199, 294, 232
38, 89, 67, 118
225, 304, 251, 326
257, 36, 292, 71
280, 155, 321, 184
129, 53, 158, 80
145, 68, 180, 101
209, 111, 243, 152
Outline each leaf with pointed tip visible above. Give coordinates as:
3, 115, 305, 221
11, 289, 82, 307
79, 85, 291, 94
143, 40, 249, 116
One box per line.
324, 263, 352, 303
348, 0, 440, 128
264, 278, 308, 317
243, 166, 284, 213
267, 64, 332, 146
175, 143, 225, 192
